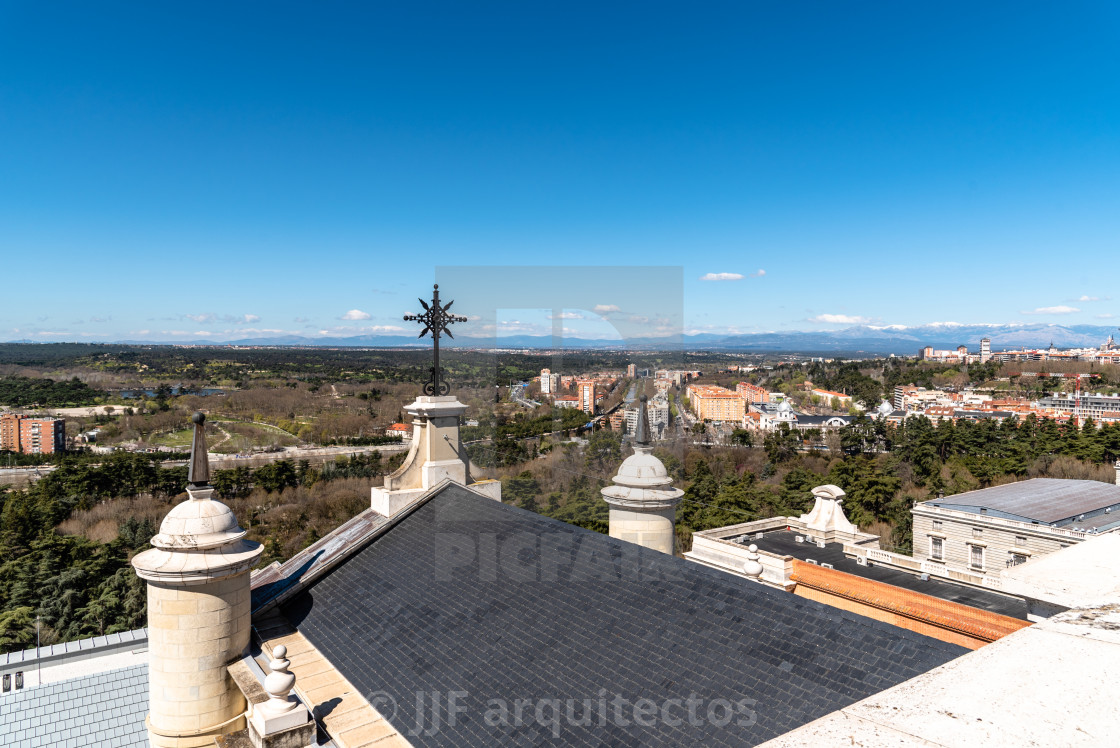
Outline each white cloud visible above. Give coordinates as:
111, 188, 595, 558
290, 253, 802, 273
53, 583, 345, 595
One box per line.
183, 312, 261, 324
750, 269, 766, 278
593, 304, 621, 314
628, 315, 650, 324
1078, 295, 1100, 302
810, 313, 871, 325
1021, 306, 1079, 315
548, 311, 584, 320
340, 309, 372, 320
699, 272, 744, 281
1096, 313, 1115, 319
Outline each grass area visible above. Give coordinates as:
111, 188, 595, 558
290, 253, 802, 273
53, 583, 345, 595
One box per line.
210, 420, 301, 453
151, 429, 195, 448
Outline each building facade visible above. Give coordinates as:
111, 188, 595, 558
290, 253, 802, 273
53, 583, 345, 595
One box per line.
576, 379, 595, 413
912, 478, 1120, 580
687, 384, 746, 422
0, 413, 65, 454
735, 381, 770, 404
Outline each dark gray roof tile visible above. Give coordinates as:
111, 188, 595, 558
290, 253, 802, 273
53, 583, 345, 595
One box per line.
283, 484, 966, 747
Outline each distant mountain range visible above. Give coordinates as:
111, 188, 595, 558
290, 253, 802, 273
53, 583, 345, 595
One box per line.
6, 323, 1118, 355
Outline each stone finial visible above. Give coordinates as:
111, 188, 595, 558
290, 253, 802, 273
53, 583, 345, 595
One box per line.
635, 395, 651, 446
187, 411, 210, 488
743, 544, 763, 578
262, 645, 299, 717
249, 643, 314, 745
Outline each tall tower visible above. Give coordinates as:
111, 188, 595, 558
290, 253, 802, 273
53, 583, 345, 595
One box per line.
577, 379, 595, 413
602, 396, 684, 554
540, 368, 552, 395
132, 413, 262, 747
980, 337, 991, 363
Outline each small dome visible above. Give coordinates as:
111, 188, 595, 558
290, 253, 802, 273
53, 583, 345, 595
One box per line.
877, 400, 893, 416
611, 450, 671, 489
778, 400, 792, 414
151, 488, 248, 550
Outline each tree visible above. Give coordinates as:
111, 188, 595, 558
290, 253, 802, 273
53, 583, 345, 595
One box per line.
0, 607, 35, 652
763, 424, 801, 463
730, 429, 754, 447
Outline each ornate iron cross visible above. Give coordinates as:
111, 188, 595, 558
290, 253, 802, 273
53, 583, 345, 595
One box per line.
404, 284, 467, 396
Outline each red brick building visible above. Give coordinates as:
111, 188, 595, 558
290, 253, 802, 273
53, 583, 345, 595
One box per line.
0, 413, 66, 454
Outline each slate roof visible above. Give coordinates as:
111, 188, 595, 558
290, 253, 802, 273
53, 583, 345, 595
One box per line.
281, 484, 967, 747
922, 478, 1120, 525
251, 506, 390, 611
0, 664, 149, 748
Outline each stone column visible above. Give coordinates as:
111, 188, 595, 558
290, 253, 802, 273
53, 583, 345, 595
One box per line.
133, 414, 262, 747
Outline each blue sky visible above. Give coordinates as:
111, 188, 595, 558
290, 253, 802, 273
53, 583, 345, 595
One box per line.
2, 1, 1118, 342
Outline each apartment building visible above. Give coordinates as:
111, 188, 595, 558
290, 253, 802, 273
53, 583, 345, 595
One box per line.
576, 379, 596, 413
687, 384, 746, 422
0, 413, 66, 454
734, 381, 770, 404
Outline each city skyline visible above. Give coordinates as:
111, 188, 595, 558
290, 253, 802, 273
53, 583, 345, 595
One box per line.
2, 2, 1118, 342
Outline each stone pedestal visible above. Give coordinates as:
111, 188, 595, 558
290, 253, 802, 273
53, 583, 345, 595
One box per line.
372, 395, 500, 515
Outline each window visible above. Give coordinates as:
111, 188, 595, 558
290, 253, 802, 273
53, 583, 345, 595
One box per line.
1009, 553, 1028, 567
1015, 535, 1027, 546
970, 544, 984, 570
2, 673, 9, 692
972, 527, 983, 539
930, 536, 944, 561
932, 519, 942, 531
14, 671, 23, 689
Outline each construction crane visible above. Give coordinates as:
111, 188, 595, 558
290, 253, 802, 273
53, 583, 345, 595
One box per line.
1068, 372, 1098, 428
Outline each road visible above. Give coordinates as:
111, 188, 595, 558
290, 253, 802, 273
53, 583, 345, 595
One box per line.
0, 442, 411, 485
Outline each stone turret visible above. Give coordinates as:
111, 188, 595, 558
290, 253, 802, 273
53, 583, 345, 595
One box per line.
371, 395, 502, 515
602, 396, 684, 554
132, 413, 262, 747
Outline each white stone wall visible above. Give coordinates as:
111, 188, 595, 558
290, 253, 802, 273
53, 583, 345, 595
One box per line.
913, 509, 1078, 576
146, 573, 251, 747
609, 506, 676, 555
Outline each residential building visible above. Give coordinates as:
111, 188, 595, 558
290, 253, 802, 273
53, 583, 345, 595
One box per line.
626, 362, 636, 378
735, 381, 770, 404
576, 378, 595, 413
624, 395, 669, 437
384, 422, 412, 441
811, 388, 852, 407
687, 384, 746, 422
539, 368, 553, 395
0, 413, 65, 454
980, 337, 991, 363
1038, 392, 1120, 421
553, 395, 580, 409
0, 412, 21, 452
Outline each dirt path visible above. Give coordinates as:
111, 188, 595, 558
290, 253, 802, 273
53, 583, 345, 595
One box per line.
210, 422, 232, 449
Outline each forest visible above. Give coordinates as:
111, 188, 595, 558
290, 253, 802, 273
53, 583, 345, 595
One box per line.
0, 450, 402, 653
0, 376, 106, 407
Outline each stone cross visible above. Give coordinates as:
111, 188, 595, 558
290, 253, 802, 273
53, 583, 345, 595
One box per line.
404, 284, 467, 396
